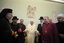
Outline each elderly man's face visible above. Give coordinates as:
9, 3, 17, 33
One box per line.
57, 17, 64, 22
13, 19, 18, 23
44, 18, 49, 23
30, 21, 34, 25
6, 13, 13, 19
20, 19, 24, 24
43, 16, 49, 23
40, 19, 44, 23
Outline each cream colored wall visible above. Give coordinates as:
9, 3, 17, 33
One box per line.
0, 0, 64, 26
62, 4, 64, 14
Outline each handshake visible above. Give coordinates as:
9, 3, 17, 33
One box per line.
11, 30, 18, 38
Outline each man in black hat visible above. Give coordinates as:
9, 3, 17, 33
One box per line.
56, 14, 64, 43
37, 16, 44, 43
10, 16, 19, 43
0, 8, 13, 43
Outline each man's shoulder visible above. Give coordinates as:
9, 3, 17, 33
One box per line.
21, 23, 25, 26
38, 24, 41, 25
0, 18, 5, 23
0, 18, 7, 26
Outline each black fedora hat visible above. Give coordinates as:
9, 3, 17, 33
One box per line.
12, 16, 19, 20
39, 16, 44, 20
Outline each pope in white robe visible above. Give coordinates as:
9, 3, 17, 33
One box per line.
24, 19, 39, 43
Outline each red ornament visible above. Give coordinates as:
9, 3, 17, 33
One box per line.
18, 28, 22, 32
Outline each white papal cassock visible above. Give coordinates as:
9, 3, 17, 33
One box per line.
25, 24, 39, 43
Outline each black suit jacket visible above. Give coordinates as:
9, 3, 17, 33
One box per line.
56, 22, 64, 34
37, 24, 42, 34
10, 22, 19, 32
0, 18, 12, 43
37, 24, 42, 43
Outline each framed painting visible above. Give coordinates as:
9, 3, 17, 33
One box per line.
27, 5, 36, 18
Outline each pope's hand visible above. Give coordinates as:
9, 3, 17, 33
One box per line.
23, 30, 29, 32
37, 32, 40, 36
23, 30, 26, 32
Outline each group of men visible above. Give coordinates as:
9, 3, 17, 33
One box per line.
0, 8, 64, 43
